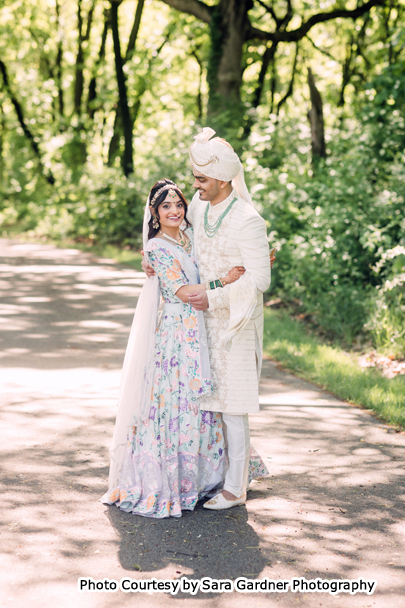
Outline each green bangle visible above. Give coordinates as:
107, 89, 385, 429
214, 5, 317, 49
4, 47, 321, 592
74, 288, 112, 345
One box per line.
208, 279, 224, 290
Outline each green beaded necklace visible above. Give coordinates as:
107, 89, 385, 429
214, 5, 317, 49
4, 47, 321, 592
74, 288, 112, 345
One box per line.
204, 196, 237, 238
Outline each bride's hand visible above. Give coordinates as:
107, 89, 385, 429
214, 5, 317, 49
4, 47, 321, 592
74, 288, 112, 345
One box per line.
141, 250, 155, 278
222, 266, 245, 286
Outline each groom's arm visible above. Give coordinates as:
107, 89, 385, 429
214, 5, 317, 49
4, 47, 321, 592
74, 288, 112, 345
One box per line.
207, 212, 270, 311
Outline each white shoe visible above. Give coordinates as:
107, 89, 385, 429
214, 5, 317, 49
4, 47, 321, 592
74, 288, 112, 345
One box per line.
203, 492, 246, 510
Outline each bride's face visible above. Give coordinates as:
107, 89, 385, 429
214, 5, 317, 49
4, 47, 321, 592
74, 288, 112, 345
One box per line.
157, 194, 185, 230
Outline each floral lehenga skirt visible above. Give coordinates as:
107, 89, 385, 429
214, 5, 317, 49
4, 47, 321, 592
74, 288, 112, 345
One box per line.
102, 307, 268, 518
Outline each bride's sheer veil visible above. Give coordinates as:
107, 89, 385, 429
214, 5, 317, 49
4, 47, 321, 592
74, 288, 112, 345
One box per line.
107, 193, 160, 494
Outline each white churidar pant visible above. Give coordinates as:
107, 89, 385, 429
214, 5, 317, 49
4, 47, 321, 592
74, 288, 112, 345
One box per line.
222, 413, 250, 497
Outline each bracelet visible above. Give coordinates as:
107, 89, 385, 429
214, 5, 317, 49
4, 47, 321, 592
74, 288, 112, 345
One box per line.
206, 278, 224, 290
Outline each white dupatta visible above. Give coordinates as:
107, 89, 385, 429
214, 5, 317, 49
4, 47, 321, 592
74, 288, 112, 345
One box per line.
106, 198, 160, 494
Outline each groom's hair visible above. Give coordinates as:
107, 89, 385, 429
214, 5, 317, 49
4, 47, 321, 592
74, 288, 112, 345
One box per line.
148, 179, 191, 240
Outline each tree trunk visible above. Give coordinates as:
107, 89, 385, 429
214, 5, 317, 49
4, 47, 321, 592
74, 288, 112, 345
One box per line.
56, 40, 64, 118
0, 60, 55, 185
110, 0, 134, 177
0, 101, 4, 187
108, 33, 169, 167
107, 0, 145, 168
107, 106, 122, 166
159, 0, 384, 140
74, 0, 96, 116
252, 42, 278, 110
87, 10, 109, 119
125, 0, 145, 62
55, 0, 64, 118
269, 54, 277, 115
242, 41, 278, 138
73, 0, 84, 115
277, 42, 299, 115
191, 49, 203, 121
307, 68, 326, 163
207, 0, 251, 114
338, 37, 354, 107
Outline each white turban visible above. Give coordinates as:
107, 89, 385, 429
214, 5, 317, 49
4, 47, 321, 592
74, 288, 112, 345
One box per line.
189, 127, 252, 205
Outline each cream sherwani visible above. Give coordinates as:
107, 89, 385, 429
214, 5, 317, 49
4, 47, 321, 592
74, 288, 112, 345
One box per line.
188, 189, 270, 415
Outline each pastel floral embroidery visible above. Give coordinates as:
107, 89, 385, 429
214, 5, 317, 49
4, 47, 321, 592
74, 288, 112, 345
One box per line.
189, 402, 199, 415
171, 259, 181, 273
174, 330, 185, 342
180, 479, 193, 493
202, 411, 214, 426
185, 346, 197, 359
109, 488, 120, 502
168, 416, 180, 433
179, 433, 189, 445
189, 378, 202, 391
147, 495, 157, 508
184, 316, 197, 329
167, 266, 182, 281
179, 398, 188, 412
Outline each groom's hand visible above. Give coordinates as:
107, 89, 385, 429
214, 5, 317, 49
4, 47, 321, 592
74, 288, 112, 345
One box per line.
141, 250, 155, 278
188, 291, 209, 311
270, 247, 277, 269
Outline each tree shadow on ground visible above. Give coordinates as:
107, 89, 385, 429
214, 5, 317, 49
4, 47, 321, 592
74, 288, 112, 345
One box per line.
0, 240, 142, 370
107, 500, 268, 599
2, 240, 405, 606
104, 383, 405, 599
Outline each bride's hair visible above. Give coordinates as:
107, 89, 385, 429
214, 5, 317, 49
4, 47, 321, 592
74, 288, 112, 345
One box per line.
148, 178, 191, 240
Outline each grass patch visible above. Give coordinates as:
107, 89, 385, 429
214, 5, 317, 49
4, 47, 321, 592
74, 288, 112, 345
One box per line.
263, 308, 405, 430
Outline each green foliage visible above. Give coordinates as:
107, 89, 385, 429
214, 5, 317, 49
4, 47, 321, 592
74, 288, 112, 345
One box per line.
368, 247, 405, 357
206, 6, 224, 103
49, 167, 144, 247
246, 60, 405, 351
0, 0, 404, 360
262, 148, 403, 342
362, 60, 405, 163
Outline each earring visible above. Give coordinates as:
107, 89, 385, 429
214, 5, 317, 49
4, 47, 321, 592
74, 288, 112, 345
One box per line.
152, 216, 159, 230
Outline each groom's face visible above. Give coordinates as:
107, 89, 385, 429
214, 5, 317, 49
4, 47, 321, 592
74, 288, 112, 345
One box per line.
192, 172, 221, 202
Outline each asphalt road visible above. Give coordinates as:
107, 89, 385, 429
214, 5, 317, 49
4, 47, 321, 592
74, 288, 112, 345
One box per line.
1, 238, 404, 608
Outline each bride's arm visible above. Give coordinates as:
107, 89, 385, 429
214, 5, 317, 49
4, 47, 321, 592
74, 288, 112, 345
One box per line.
175, 267, 245, 303
175, 283, 205, 302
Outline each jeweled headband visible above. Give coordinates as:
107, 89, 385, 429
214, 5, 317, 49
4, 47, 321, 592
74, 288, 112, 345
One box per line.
150, 184, 184, 206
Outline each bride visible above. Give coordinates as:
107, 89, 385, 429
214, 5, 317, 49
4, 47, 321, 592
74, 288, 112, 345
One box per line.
102, 179, 266, 518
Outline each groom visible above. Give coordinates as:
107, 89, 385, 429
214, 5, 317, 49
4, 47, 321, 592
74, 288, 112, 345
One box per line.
143, 128, 271, 509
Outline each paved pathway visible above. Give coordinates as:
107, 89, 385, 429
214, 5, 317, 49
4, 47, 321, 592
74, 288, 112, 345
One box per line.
1, 239, 404, 608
